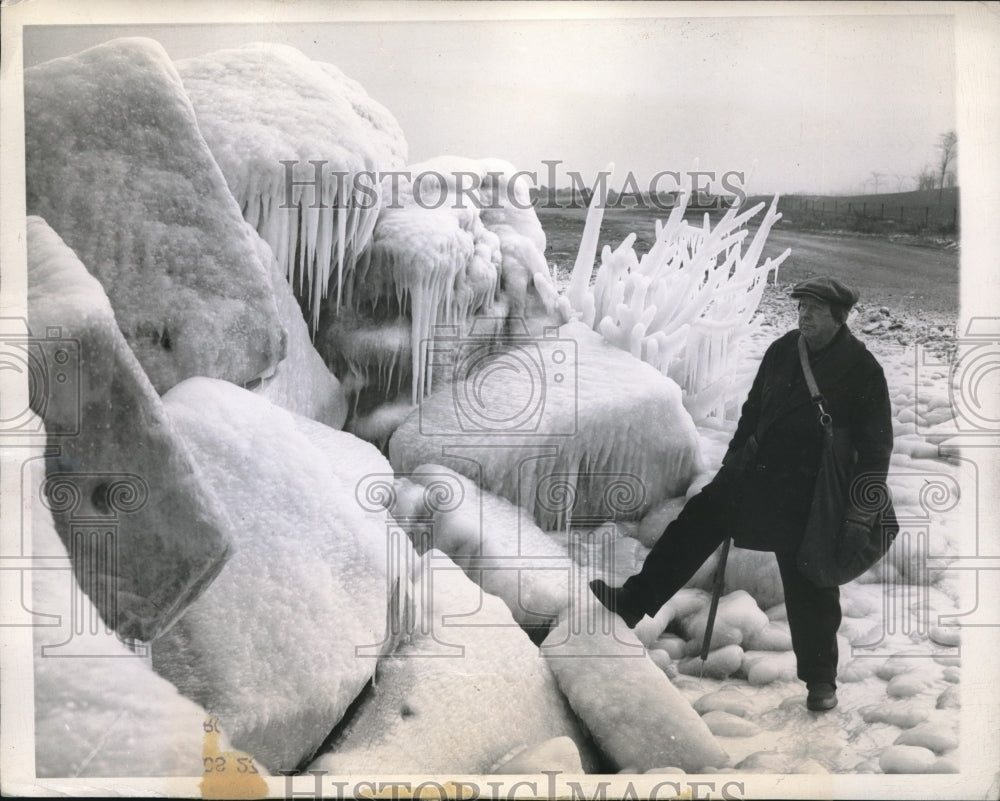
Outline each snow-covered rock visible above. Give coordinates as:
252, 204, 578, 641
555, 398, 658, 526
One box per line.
390, 321, 704, 530
31, 475, 229, 777
541, 585, 727, 772
405, 465, 571, 626
26, 217, 233, 643
25, 38, 284, 393
176, 42, 407, 331
693, 688, 755, 718
686, 548, 785, 611
154, 379, 405, 772
311, 552, 595, 774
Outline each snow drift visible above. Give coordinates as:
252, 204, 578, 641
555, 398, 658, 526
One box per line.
24, 38, 285, 393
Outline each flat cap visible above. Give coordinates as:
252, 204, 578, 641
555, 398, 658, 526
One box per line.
790, 276, 860, 308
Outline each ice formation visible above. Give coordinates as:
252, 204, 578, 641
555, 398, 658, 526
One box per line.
155, 378, 409, 772
325, 156, 564, 418
26, 216, 233, 643
565, 188, 790, 421
249, 231, 349, 428
389, 321, 703, 530
311, 550, 596, 774
176, 43, 407, 331
24, 38, 285, 393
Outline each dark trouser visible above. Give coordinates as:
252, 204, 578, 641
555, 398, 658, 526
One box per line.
621, 474, 842, 686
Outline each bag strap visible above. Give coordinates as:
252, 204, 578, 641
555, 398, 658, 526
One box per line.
797, 335, 833, 427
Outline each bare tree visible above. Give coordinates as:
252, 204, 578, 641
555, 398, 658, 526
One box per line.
869, 171, 884, 194
937, 130, 957, 202
916, 167, 937, 192
892, 173, 910, 192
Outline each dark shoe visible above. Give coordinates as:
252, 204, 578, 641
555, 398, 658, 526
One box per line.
806, 682, 838, 711
589, 579, 643, 629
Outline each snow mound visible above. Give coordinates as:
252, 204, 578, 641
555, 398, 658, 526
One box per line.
155, 379, 406, 772
26, 216, 233, 643
390, 321, 703, 530
564, 188, 789, 422
252, 233, 348, 427
685, 547, 785, 611
25, 38, 284, 393
176, 43, 407, 331
678, 645, 745, 679
405, 465, 571, 626
541, 584, 727, 772
311, 551, 595, 774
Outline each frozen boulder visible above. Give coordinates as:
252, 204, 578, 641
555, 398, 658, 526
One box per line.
25, 38, 284, 393
686, 548, 785, 611
736, 752, 828, 773
693, 689, 755, 718
311, 552, 596, 774
155, 379, 406, 772
252, 235, 348, 428
176, 43, 407, 332
679, 590, 768, 655
700, 711, 762, 738
879, 745, 938, 774
678, 645, 745, 679
541, 584, 727, 772
636, 496, 686, 547
743, 649, 798, 686
30, 479, 234, 778
894, 723, 958, 755
390, 321, 704, 530
491, 737, 585, 775
26, 217, 232, 643
744, 620, 793, 652
862, 701, 929, 729
406, 465, 571, 626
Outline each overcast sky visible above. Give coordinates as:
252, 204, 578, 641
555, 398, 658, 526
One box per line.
22, 11, 955, 196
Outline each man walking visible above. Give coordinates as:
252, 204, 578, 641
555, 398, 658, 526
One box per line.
590, 276, 896, 711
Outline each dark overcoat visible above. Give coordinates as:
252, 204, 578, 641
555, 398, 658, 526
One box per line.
722, 325, 897, 552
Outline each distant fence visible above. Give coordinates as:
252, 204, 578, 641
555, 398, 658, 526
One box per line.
781, 197, 958, 234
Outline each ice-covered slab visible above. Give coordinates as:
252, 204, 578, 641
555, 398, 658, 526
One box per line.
406, 465, 572, 626
311, 551, 596, 774
26, 216, 233, 643
541, 586, 727, 772
25, 38, 284, 393
155, 379, 405, 772
30, 472, 230, 778
176, 43, 407, 330
389, 321, 703, 530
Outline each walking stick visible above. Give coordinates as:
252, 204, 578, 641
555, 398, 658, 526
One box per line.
699, 538, 731, 677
